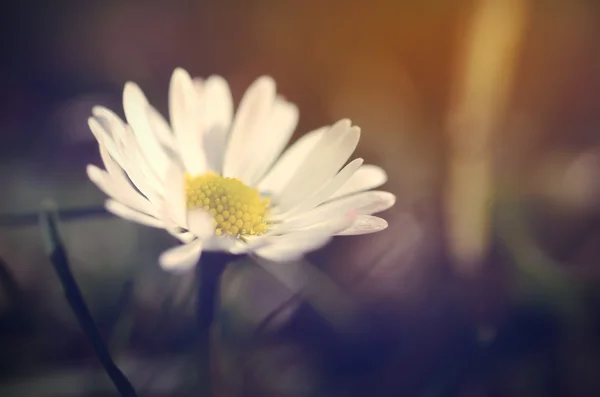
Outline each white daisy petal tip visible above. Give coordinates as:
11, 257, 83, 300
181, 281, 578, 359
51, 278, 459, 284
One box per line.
255, 75, 276, 88
360, 191, 396, 215
87, 116, 98, 131
171, 67, 194, 88
173, 66, 190, 76
123, 81, 145, 102
91, 106, 122, 123
158, 240, 203, 272
378, 168, 388, 185
333, 118, 352, 131
381, 192, 397, 211
91, 106, 107, 117
86, 164, 102, 182
248, 75, 277, 101
90, 107, 122, 131
337, 215, 389, 236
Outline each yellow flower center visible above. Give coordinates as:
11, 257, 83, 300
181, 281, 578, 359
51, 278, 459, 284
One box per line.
185, 172, 270, 237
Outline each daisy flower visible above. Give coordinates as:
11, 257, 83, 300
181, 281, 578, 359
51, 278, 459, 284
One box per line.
87, 68, 395, 271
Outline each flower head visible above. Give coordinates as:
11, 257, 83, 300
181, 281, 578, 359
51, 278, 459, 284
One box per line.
87, 68, 395, 271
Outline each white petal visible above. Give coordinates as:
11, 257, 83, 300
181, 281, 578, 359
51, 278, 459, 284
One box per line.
87, 161, 154, 217
122, 82, 170, 181
124, 126, 167, 197
88, 116, 122, 165
105, 199, 165, 228
252, 207, 356, 260
336, 215, 388, 235
353, 191, 396, 215
296, 210, 357, 234
330, 164, 388, 200
222, 76, 276, 180
187, 209, 215, 239
162, 166, 187, 227
120, 134, 164, 201
203, 235, 241, 252
147, 106, 176, 149
93, 107, 163, 201
203, 76, 233, 130
87, 165, 146, 213
254, 231, 333, 263
276, 120, 360, 211
87, 165, 122, 199
283, 158, 363, 217
201, 75, 233, 173
89, 121, 158, 214
248, 211, 355, 253
169, 68, 207, 175
239, 98, 299, 186
91, 107, 127, 149
167, 228, 196, 244
90, 109, 137, 175
257, 126, 328, 195
159, 240, 203, 272
280, 190, 395, 231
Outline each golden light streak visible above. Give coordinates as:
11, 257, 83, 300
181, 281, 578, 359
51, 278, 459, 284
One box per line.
445, 0, 530, 274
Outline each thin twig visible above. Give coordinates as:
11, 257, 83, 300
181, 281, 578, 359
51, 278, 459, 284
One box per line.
39, 200, 137, 397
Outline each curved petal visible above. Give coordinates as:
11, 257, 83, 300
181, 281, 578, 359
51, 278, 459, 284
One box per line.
203, 76, 233, 131
201, 75, 234, 173
169, 68, 207, 175
279, 190, 395, 231
253, 231, 333, 263
283, 158, 363, 217
336, 215, 388, 235
105, 199, 165, 228
276, 120, 360, 211
89, 120, 157, 215
88, 116, 122, 165
147, 106, 176, 150
330, 164, 388, 200
257, 126, 328, 196
87, 163, 155, 216
122, 82, 171, 181
92, 107, 163, 202
239, 98, 299, 186
222, 76, 276, 180
162, 165, 187, 227
247, 210, 355, 253
159, 240, 203, 272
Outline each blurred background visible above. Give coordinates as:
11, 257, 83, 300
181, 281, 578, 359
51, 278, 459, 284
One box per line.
1, 0, 600, 396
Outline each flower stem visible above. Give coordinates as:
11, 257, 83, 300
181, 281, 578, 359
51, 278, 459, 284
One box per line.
195, 252, 236, 395
39, 201, 137, 397
196, 252, 234, 331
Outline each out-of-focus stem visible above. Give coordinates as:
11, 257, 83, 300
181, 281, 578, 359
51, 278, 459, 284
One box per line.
39, 200, 137, 397
445, 0, 530, 274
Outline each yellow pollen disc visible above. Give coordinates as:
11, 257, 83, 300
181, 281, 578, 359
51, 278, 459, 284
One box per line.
185, 172, 270, 237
